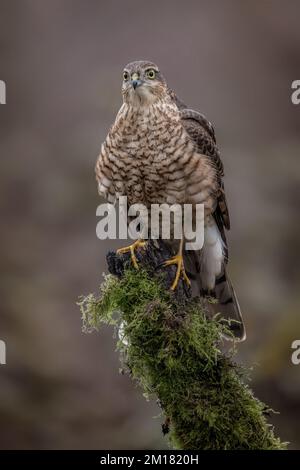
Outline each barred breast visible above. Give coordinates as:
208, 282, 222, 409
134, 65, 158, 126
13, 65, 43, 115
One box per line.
95, 100, 218, 217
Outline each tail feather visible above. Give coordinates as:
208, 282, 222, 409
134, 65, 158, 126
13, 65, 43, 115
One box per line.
184, 251, 246, 341
211, 267, 246, 341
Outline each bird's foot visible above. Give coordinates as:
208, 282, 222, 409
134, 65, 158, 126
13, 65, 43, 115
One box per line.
162, 253, 191, 291
116, 239, 146, 269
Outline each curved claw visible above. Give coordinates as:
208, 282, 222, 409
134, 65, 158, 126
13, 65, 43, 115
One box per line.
163, 254, 191, 291
116, 239, 146, 269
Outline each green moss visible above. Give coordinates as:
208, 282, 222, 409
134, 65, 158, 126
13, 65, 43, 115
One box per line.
78, 268, 286, 450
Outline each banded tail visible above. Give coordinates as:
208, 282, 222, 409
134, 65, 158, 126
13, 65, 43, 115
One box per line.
184, 220, 246, 341
210, 267, 246, 341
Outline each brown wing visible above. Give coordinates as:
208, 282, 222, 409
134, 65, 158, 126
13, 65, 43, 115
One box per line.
174, 100, 230, 260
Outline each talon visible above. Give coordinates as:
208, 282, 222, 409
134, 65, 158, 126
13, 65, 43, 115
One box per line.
163, 253, 191, 291
116, 239, 146, 269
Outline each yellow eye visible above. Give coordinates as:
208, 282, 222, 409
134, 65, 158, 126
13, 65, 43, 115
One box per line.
146, 69, 156, 80
123, 71, 129, 81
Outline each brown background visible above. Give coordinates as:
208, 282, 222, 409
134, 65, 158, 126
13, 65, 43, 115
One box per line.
0, 0, 300, 449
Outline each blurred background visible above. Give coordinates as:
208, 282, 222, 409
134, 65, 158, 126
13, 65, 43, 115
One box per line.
0, 0, 300, 449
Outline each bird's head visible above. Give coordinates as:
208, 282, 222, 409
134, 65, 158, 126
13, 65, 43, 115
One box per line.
122, 60, 168, 106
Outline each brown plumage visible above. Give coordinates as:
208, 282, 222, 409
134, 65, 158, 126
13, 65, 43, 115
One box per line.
95, 60, 245, 340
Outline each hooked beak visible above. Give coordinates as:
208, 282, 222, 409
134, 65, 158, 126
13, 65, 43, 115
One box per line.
131, 73, 142, 90
132, 80, 142, 90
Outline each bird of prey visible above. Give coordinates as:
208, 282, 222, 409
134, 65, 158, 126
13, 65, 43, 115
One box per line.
95, 60, 245, 340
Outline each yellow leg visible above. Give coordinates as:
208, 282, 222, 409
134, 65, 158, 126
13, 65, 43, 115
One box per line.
117, 239, 146, 269
163, 239, 191, 291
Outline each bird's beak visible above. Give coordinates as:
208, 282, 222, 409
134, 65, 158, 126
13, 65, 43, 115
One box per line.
131, 73, 142, 90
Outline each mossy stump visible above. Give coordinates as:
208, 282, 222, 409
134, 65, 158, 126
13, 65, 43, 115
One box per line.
78, 240, 286, 450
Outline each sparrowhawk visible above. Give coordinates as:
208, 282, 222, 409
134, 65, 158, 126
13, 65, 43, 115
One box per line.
95, 60, 245, 340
